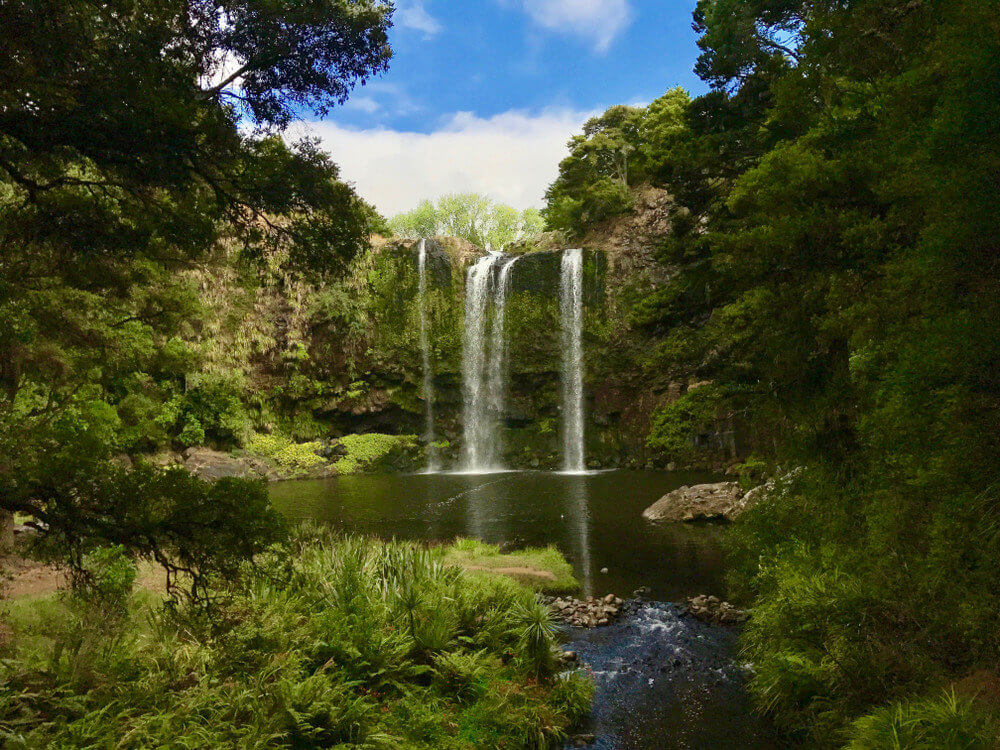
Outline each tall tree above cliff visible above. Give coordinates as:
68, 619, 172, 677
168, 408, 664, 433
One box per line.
0, 0, 394, 591
543, 90, 691, 237
389, 194, 543, 249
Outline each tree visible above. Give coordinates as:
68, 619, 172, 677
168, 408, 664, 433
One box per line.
389, 194, 544, 249
635, 0, 1000, 741
0, 0, 394, 594
542, 93, 691, 237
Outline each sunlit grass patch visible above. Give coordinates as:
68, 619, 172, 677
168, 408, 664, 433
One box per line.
439, 538, 580, 596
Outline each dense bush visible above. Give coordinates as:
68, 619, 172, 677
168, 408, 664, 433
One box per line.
0, 533, 592, 748
846, 691, 998, 750
558, 0, 1000, 742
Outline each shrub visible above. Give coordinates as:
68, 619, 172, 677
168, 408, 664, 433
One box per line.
334, 433, 420, 474
75, 544, 137, 612
245, 432, 324, 475
646, 385, 724, 462
846, 691, 999, 750
0, 533, 591, 748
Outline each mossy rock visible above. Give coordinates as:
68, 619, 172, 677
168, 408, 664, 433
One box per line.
334, 433, 421, 474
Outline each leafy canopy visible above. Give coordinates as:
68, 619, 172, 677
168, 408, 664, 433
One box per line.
0, 0, 394, 592
389, 193, 544, 249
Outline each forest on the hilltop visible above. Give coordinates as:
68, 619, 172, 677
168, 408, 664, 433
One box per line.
544, 0, 1000, 744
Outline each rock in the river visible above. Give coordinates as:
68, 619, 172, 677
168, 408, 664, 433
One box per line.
685, 594, 748, 625
548, 595, 624, 628
641, 481, 750, 522
183, 448, 261, 482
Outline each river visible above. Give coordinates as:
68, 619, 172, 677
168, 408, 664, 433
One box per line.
270, 470, 781, 749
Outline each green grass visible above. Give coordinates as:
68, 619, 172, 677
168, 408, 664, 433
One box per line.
0, 531, 592, 748
438, 538, 580, 596
846, 690, 999, 749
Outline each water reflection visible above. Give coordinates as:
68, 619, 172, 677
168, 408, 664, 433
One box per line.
563, 474, 592, 596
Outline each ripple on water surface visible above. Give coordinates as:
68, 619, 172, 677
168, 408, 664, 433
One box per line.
561, 602, 780, 750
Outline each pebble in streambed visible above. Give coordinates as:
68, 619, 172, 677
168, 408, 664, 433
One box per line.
558, 601, 779, 750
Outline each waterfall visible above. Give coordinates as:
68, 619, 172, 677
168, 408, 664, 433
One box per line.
560, 248, 586, 473
461, 252, 503, 471
417, 240, 440, 472
487, 256, 519, 458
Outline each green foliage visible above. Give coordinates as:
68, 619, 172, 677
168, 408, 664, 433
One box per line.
177, 413, 207, 448
335, 433, 420, 474
76, 545, 137, 613
543, 89, 691, 236
0, 0, 392, 588
0, 534, 592, 748
390, 194, 545, 249
646, 385, 723, 461
599, 0, 1000, 742
846, 691, 999, 750
245, 433, 325, 475
1, 439, 287, 602
176, 372, 254, 447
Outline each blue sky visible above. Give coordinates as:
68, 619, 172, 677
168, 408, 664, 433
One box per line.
292, 0, 706, 216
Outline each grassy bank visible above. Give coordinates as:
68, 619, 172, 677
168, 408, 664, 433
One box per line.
0, 532, 592, 748
440, 538, 580, 596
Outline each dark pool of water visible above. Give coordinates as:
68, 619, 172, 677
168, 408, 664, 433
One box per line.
269, 470, 782, 750
269, 470, 728, 601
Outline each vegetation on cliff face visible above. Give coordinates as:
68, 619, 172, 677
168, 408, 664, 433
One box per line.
541, 0, 1000, 743
543, 89, 690, 238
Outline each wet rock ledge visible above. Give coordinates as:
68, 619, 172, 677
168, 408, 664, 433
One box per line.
541, 594, 625, 628
684, 594, 748, 625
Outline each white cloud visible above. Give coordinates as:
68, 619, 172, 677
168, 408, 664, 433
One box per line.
344, 96, 381, 114
289, 108, 596, 217
514, 0, 633, 52
397, 2, 443, 38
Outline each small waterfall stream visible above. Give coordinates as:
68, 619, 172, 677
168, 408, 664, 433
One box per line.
487, 256, 519, 461
416, 240, 440, 472
560, 248, 586, 473
461, 252, 503, 471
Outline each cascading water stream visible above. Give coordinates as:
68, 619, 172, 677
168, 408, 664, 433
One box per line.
416, 240, 440, 472
461, 252, 503, 471
560, 249, 586, 473
486, 255, 520, 460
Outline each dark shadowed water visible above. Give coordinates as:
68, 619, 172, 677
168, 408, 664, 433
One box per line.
269, 470, 782, 749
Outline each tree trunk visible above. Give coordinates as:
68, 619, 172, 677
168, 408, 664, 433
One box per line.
0, 511, 14, 550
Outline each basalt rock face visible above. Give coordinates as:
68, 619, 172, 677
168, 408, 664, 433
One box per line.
224, 220, 741, 470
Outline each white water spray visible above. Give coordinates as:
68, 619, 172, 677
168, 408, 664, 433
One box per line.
461, 252, 503, 471
560, 249, 586, 473
486, 256, 520, 458
417, 240, 440, 472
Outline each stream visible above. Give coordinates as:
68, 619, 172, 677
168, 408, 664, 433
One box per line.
270, 470, 781, 749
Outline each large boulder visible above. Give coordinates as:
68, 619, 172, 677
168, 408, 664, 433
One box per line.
182, 448, 261, 482
642, 481, 748, 522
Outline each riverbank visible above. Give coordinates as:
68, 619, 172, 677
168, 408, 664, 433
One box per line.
0, 533, 592, 748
